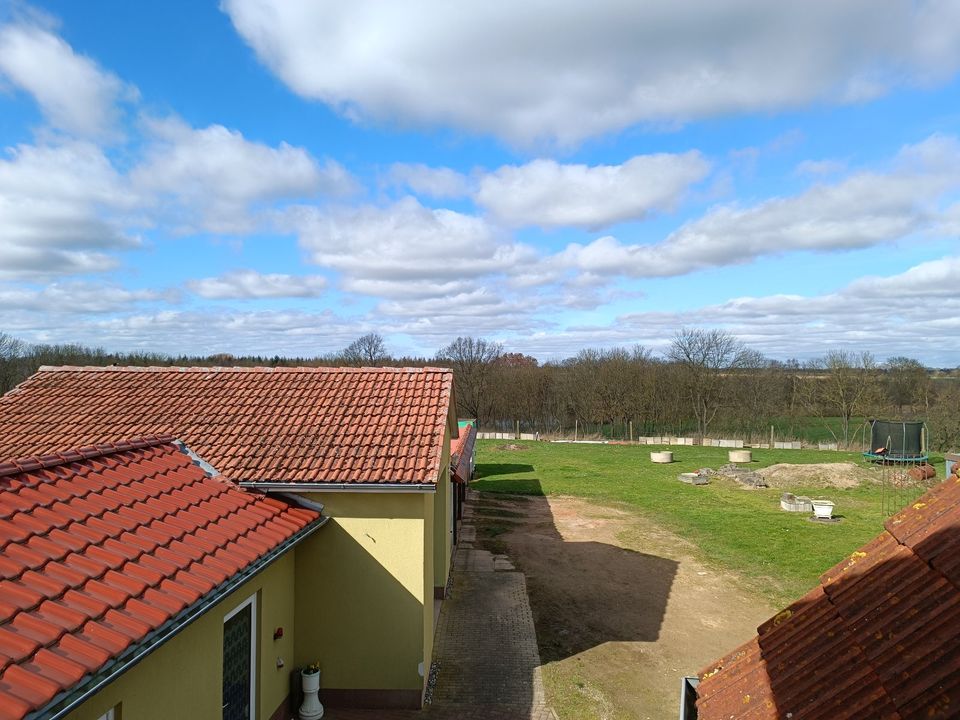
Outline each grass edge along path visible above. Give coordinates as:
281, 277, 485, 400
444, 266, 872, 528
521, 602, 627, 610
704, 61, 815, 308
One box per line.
472, 440, 943, 606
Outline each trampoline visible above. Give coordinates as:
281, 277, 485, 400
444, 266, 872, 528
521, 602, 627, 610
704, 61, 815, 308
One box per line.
863, 419, 928, 463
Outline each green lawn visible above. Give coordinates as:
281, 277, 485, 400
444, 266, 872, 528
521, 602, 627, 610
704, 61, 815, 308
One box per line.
473, 440, 943, 606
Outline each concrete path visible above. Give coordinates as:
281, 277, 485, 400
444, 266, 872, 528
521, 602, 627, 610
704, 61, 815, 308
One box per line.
323, 492, 555, 720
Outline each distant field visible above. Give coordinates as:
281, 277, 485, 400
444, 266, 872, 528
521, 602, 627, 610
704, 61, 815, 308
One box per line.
473, 439, 943, 605
764, 415, 870, 445
535, 416, 876, 446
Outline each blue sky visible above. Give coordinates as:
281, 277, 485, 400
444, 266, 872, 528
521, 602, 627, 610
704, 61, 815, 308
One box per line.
1, 1, 959, 364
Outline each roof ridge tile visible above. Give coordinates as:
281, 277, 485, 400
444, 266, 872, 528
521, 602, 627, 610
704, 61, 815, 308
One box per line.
0, 437, 175, 479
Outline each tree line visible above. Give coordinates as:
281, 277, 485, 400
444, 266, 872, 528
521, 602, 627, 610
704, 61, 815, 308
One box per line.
2, 330, 958, 450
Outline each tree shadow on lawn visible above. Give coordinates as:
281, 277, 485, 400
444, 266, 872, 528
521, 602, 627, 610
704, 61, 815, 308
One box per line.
479, 480, 678, 664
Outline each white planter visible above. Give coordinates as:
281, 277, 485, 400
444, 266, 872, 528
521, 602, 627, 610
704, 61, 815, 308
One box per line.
728, 450, 752, 463
650, 451, 673, 463
811, 500, 835, 519
299, 669, 324, 720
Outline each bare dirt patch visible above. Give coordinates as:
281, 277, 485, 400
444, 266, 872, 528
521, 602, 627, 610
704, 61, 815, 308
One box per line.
497, 443, 530, 451
477, 493, 775, 720
755, 461, 881, 489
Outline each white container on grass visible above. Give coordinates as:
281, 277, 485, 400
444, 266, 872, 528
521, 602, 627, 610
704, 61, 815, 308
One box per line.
811, 500, 835, 519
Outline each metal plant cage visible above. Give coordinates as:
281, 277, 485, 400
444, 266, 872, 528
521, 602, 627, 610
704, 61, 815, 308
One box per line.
864, 419, 928, 463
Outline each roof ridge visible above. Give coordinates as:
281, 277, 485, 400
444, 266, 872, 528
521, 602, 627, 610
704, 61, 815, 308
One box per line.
36, 365, 453, 374
0, 435, 174, 478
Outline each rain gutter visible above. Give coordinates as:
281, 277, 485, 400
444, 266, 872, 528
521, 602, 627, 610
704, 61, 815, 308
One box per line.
679, 676, 700, 720
239, 481, 437, 493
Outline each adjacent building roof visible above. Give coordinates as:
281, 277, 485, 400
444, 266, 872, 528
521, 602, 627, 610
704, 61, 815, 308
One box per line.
451, 422, 476, 484
696, 475, 960, 719
0, 366, 456, 485
0, 436, 324, 720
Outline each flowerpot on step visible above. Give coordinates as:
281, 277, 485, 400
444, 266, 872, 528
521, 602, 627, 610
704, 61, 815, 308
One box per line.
299, 669, 324, 720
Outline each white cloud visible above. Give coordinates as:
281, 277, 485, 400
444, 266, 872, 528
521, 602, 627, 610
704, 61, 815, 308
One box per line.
387, 163, 471, 199
559, 135, 960, 278
132, 117, 356, 233
475, 153, 709, 229
0, 141, 139, 279
288, 197, 535, 296
81, 309, 367, 357
608, 255, 960, 362
187, 270, 328, 299
845, 256, 960, 298
0, 21, 130, 139
223, 0, 960, 145
0, 282, 168, 314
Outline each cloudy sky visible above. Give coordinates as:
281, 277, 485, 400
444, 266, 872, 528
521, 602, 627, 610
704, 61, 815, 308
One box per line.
2, 1, 959, 364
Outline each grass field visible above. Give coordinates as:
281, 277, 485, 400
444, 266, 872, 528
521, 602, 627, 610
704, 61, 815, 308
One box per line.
473, 440, 944, 605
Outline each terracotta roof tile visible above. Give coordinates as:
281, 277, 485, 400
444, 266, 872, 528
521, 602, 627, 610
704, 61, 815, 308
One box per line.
0, 438, 324, 719
450, 422, 476, 484
0, 365, 453, 484
697, 475, 960, 719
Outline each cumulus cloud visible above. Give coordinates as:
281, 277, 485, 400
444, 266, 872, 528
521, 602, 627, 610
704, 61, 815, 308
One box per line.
186, 270, 328, 299
0, 20, 130, 139
287, 197, 535, 296
475, 153, 709, 229
386, 163, 471, 199
132, 117, 356, 233
845, 256, 960, 299
223, 0, 960, 145
0, 282, 169, 314
558, 135, 960, 278
81, 309, 368, 357
0, 141, 140, 279
608, 255, 960, 362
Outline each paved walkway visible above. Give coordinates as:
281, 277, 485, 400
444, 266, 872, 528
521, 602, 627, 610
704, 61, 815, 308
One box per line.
323, 492, 556, 720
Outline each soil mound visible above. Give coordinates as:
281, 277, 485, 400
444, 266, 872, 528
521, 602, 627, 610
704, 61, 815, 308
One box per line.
756, 462, 878, 489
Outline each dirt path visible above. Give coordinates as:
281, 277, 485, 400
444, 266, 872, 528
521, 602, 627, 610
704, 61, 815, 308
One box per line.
474, 493, 775, 720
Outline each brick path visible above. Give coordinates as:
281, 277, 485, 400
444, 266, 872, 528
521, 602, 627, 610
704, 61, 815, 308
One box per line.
323, 493, 556, 720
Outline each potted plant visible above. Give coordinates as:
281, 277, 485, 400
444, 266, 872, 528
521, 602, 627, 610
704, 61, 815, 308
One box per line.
299, 661, 324, 720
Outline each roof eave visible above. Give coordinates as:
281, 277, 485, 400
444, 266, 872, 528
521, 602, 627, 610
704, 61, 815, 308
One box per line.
239, 481, 437, 493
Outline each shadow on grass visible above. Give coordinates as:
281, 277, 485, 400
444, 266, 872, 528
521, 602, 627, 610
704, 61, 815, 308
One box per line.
476, 479, 677, 664
473, 462, 536, 478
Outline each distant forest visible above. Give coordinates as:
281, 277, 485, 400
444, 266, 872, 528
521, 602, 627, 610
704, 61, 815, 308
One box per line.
2, 330, 958, 451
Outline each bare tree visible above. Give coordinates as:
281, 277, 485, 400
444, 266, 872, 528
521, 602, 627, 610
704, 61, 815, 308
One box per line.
667, 328, 746, 438
436, 337, 502, 424
0, 333, 28, 393
341, 333, 389, 365
928, 383, 960, 451
883, 356, 930, 416
800, 350, 880, 447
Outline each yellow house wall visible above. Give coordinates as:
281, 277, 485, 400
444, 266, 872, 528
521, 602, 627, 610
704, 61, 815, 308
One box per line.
65, 550, 298, 720
293, 491, 430, 693
432, 424, 453, 590
422, 491, 435, 679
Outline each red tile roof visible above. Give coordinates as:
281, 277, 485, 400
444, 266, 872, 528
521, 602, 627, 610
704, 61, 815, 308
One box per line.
451, 422, 476, 484
696, 475, 960, 720
0, 436, 323, 719
0, 366, 455, 484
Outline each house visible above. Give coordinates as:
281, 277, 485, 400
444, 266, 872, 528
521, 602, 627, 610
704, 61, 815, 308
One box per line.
0, 365, 459, 712
450, 420, 476, 540
0, 436, 325, 720
691, 472, 960, 719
